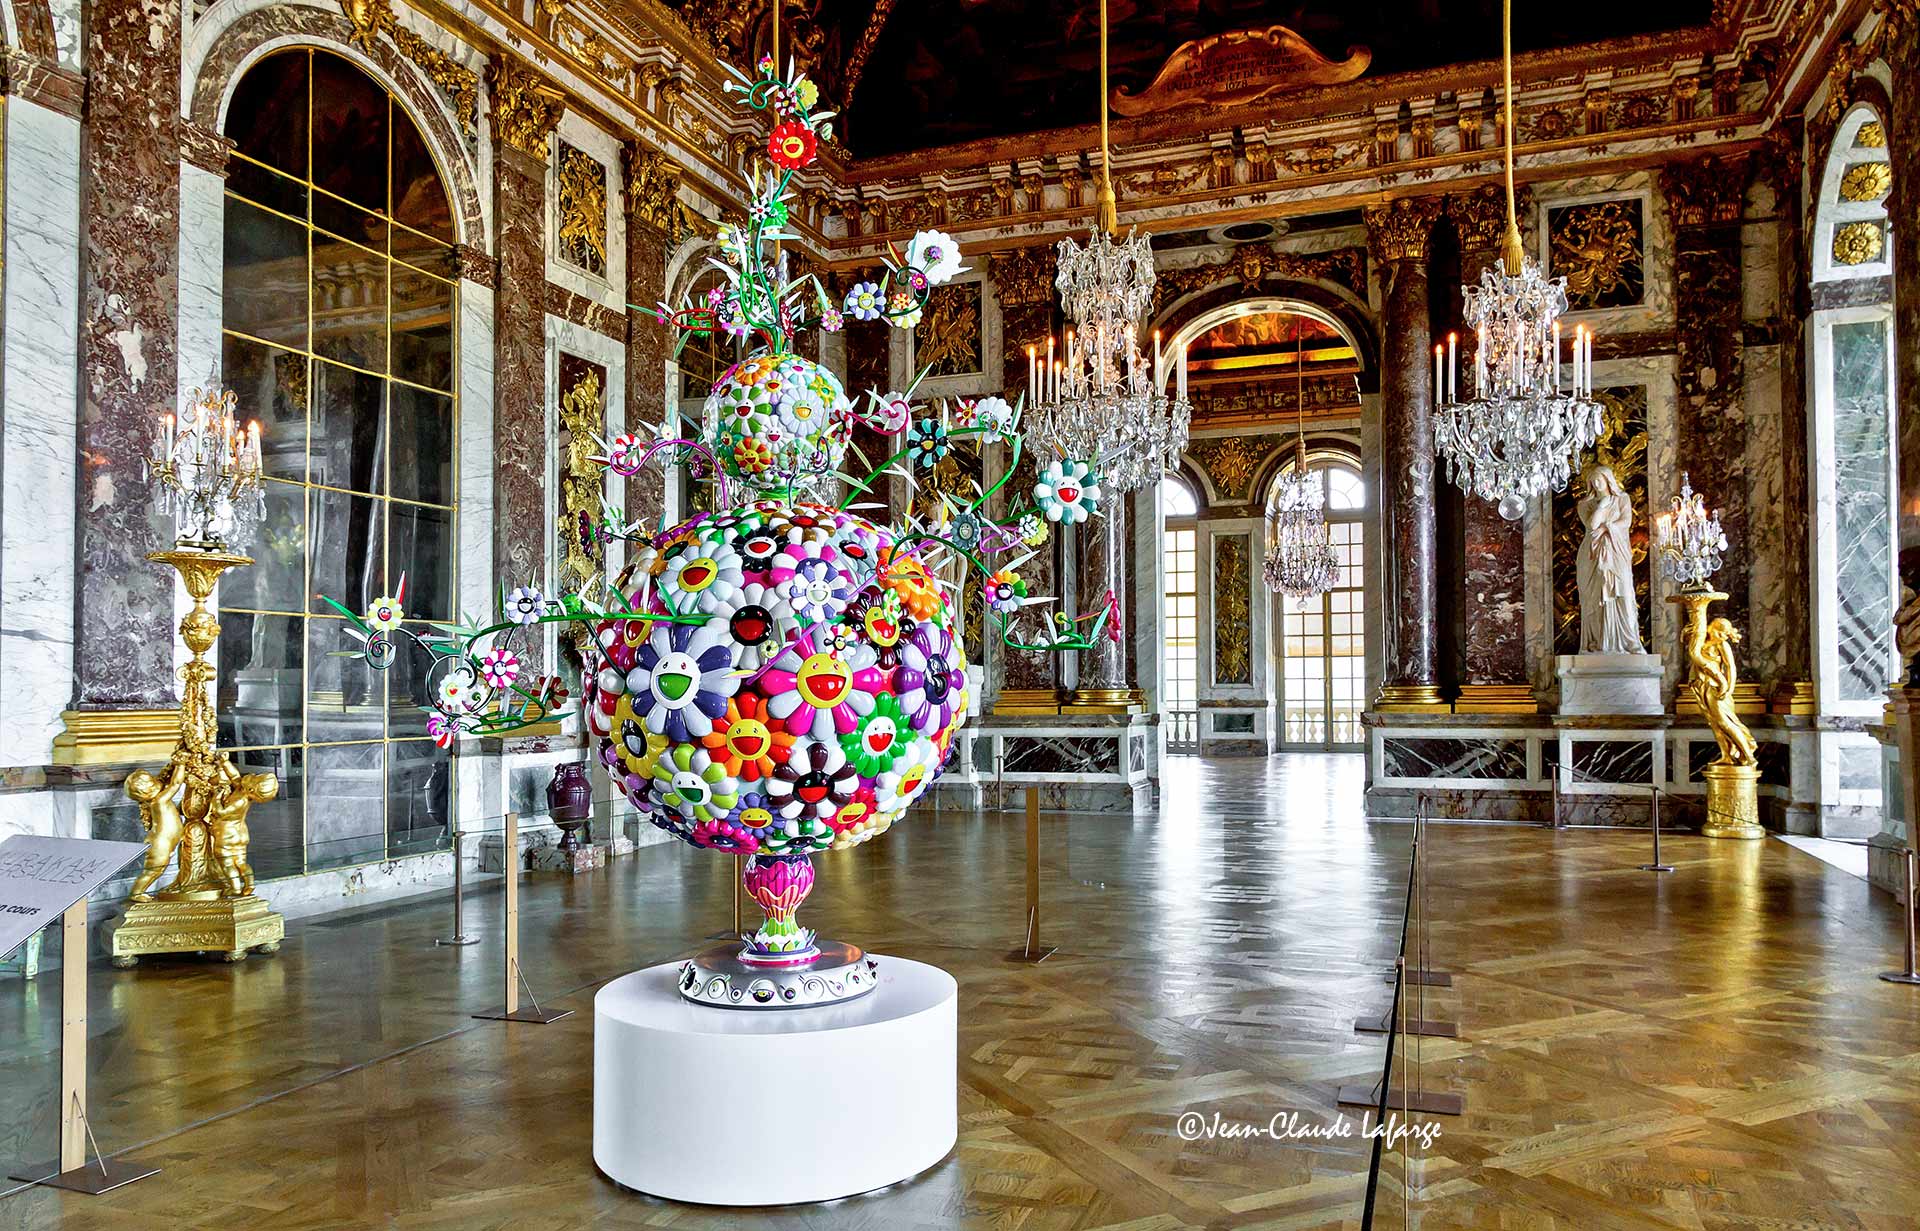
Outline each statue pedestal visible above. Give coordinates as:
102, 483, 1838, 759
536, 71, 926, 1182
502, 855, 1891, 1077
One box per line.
109, 894, 284, 966
1557, 653, 1665, 716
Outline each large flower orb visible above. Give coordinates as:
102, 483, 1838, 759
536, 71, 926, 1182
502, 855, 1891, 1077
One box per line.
586, 500, 968, 856
701, 351, 852, 487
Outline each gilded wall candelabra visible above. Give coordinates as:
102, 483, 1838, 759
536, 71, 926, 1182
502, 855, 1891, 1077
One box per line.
111, 392, 285, 965
1657, 474, 1761, 840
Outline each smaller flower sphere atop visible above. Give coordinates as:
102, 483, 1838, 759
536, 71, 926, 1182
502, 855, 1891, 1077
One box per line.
701, 351, 853, 489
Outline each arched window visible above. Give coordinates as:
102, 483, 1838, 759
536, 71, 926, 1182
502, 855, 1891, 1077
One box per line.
216, 48, 460, 879
1161, 473, 1200, 751
1267, 458, 1367, 749
1810, 106, 1897, 715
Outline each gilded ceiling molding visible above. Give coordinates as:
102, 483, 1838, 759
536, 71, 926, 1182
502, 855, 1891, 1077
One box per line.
839, 0, 897, 111
1363, 197, 1442, 264
1109, 25, 1371, 118
1146, 246, 1368, 322
489, 54, 567, 159
339, 0, 479, 133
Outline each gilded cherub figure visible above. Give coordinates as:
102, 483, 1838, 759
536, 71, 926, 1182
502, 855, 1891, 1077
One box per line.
209, 772, 277, 898
1687, 615, 1757, 765
125, 755, 191, 902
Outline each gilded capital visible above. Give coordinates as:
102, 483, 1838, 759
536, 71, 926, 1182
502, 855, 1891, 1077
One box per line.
1363, 196, 1442, 264
488, 55, 566, 159
623, 144, 686, 239
1661, 154, 1748, 228
1447, 184, 1508, 253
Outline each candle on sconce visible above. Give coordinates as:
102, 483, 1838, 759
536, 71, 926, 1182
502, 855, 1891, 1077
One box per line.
1446, 331, 1458, 405
1176, 343, 1188, 400
1433, 344, 1444, 410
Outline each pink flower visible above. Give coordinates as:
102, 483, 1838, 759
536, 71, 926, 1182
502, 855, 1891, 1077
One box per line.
480, 648, 521, 690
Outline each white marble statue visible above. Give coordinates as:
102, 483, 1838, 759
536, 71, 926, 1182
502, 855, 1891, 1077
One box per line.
1576, 465, 1644, 654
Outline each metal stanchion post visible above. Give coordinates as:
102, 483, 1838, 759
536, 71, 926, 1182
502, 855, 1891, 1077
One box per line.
436, 827, 479, 946
1639, 785, 1675, 873
1880, 847, 1920, 986
474, 812, 572, 1023
1005, 787, 1057, 962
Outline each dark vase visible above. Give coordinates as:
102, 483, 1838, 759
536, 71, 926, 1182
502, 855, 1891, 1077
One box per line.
546, 761, 594, 854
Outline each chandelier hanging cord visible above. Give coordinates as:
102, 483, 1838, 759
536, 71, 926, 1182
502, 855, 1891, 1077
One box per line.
1096, 0, 1119, 234
1293, 316, 1309, 471
1499, 0, 1525, 275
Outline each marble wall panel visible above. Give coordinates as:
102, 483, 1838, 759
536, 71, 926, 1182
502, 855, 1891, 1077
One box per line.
177, 162, 224, 404
1381, 737, 1528, 781
624, 219, 670, 531
1570, 738, 1655, 785
0, 100, 82, 764
77, 0, 185, 708
495, 147, 547, 678
1743, 343, 1791, 688
457, 281, 497, 623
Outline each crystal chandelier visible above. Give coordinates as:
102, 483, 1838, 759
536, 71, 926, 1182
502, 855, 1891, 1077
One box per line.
1653, 472, 1728, 591
1264, 319, 1338, 600
1023, 0, 1190, 493
147, 386, 266, 551
1433, 0, 1603, 521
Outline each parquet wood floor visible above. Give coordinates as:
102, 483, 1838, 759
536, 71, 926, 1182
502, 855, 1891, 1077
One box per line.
4, 754, 1918, 1229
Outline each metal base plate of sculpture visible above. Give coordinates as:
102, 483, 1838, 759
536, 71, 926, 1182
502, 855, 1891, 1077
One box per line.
111, 548, 284, 965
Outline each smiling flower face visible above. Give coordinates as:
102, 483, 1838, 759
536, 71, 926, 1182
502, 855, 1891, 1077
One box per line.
700, 693, 793, 782
842, 693, 914, 777
1034, 459, 1102, 525
896, 623, 967, 735
628, 618, 742, 743
649, 743, 739, 825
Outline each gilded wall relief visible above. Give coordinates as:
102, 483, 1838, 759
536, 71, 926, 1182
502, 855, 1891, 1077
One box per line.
558, 356, 608, 660
1833, 220, 1885, 265
557, 141, 609, 275
913, 282, 982, 378
1186, 434, 1281, 503
1552, 385, 1649, 657
1547, 199, 1644, 310
1213, 533, 1253, 685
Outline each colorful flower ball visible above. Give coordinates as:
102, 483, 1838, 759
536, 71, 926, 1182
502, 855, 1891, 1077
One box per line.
702, 351, 852, 490
584, 501, 968, 854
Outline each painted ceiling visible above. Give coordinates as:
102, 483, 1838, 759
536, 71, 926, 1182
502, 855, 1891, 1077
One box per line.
694, 0, 1717, 158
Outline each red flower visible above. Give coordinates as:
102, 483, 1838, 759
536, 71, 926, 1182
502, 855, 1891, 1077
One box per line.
767, 122, 818, 170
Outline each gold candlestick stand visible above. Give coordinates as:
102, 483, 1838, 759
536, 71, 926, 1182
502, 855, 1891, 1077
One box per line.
109, 548, 285, 966
1669, 588, 1763, 840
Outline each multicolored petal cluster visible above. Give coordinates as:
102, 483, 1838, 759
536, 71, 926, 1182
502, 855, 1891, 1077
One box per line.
582, 501, 966, 853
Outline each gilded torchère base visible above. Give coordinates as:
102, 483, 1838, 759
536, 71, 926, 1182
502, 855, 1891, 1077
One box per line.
110, 894, 285, 966
1700, 762, 1764, 841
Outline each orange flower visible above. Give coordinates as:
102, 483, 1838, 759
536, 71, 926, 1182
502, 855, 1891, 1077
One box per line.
699, 693, 793, 782
877, 546, 943, 621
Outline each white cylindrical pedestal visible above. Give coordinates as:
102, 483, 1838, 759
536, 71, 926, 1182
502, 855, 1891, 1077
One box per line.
593, 955, 957, 1204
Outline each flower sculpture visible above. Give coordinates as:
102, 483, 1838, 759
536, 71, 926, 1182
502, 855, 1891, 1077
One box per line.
324, 54, 1128, 1012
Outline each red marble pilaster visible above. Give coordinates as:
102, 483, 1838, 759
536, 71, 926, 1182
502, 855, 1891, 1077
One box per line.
1888, 18, 1920, 685
1365, 198, 1444, 708
1447, 188, 1531, 708
1663, 156, 1751, 638
989, 248, 1059, 698
489, 58, 564, 679
74, 0, 183, 710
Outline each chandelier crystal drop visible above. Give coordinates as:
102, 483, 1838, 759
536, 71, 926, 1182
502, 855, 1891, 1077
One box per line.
147, 386, 267, 551
1263, 319, 1338, 601
1433, 0, 1603, 521
1022, 0, 1190, 493
1653, 472, 1728, 590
